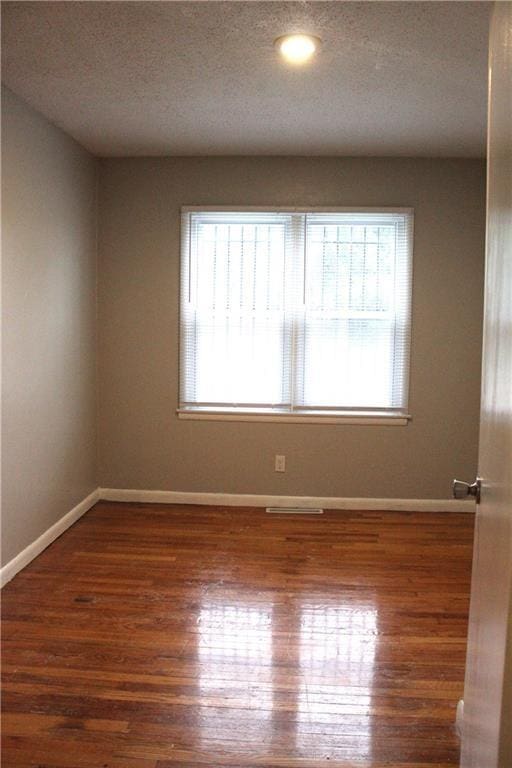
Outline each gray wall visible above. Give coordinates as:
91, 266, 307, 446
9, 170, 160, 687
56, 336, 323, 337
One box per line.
1, 87, 98, 565
98, 156, 485, 499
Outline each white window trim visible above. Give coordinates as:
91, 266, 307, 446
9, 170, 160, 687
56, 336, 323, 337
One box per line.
179, 205, 414, 425
182, 206, 414, 214
176, 408, 410, 426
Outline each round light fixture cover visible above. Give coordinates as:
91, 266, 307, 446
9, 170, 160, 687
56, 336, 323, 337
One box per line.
275, 33, 322, 65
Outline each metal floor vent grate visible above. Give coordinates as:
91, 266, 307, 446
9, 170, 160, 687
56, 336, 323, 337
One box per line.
266, 507, 324, 515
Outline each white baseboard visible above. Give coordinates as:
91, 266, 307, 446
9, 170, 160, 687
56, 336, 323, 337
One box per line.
99, 487, 475, 513
0, 488, 100, 588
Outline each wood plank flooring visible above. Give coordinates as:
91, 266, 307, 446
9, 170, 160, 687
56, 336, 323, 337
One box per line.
1, 503, 474, 767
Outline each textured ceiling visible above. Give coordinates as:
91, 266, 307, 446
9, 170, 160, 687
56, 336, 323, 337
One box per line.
1, 1, 490, 157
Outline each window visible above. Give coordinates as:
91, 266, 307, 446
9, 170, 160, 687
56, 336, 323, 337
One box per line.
179, 208, 413, 423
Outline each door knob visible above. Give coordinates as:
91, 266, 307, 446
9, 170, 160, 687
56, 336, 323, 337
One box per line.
452, 478, 481, 503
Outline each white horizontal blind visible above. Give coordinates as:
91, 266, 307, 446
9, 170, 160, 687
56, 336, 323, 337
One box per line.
180, 209, 413, 414
180, 211, 303, 409
299, 212, 413, 410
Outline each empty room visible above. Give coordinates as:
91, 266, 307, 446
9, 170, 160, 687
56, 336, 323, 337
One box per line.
1, 1, 511, 766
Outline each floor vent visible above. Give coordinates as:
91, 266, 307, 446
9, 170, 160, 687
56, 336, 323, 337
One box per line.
266, 507, 324, 515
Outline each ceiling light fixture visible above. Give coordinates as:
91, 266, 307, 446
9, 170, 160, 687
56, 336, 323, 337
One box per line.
275, 33, 321, 66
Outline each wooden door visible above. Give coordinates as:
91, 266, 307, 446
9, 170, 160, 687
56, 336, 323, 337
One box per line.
460, 3, 512, 766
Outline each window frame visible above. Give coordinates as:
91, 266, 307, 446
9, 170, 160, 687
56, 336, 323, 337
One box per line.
178, 206, 414, 426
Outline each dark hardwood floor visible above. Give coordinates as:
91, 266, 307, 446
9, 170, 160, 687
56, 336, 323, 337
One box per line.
1, 503, 474, 767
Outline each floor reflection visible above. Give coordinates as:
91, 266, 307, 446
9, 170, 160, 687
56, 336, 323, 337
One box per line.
197, 600, 275, 746
194, 596, 379, 758
296, 604, 378, 757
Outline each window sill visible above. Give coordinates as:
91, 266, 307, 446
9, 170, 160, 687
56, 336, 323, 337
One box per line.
176, 409, 411, 426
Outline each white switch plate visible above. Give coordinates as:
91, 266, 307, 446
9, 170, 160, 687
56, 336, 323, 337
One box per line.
275, 454, 286, 472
